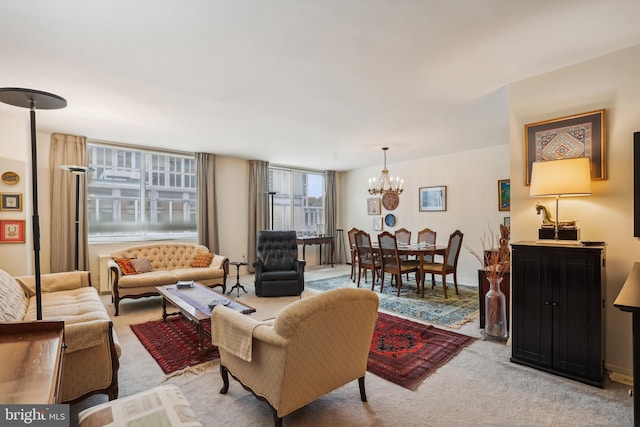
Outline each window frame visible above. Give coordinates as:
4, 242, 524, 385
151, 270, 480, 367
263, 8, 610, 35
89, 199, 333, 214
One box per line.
86, 141, 198, 243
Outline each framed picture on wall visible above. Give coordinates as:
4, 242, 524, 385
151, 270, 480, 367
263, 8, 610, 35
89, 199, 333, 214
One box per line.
0, 220, 25, 243
498, 180, 510, 211
524, 109, 606, 185
367, 198, 381, 215
373, 217, 383, 231
0, 193, 22, 211
419, 186, 446, 211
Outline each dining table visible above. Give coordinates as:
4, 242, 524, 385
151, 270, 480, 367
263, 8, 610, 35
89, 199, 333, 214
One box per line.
367, 242, 447, 297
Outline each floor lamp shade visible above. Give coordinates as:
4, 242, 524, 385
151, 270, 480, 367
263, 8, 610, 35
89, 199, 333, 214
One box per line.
0, 87, 67, 320
529, 157, 592, 240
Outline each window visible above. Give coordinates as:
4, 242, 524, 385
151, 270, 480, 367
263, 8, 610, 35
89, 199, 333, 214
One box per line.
87, 142, 197, 241
269, 166, 324, 234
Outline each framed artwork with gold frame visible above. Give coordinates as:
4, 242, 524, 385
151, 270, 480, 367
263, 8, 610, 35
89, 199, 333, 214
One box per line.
367, 198, 381, 215
0, 193, 22, 211
498, 180, 510, 212
525, 109, 606, 185
0, 220, 25, 243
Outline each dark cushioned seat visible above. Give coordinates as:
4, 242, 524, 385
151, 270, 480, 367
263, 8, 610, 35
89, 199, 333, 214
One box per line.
254, 230, 305, 297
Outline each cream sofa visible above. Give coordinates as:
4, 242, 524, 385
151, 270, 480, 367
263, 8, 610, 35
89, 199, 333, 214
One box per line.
0, 269, 120, 404
211, 287, 379, 426
108, 243, 229, 315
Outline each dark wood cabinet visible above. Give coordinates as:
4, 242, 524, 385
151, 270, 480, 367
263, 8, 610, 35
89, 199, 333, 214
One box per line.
510, 242, 605, 387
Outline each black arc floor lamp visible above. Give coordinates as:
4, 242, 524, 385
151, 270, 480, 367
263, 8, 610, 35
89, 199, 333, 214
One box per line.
60, 165, 89, 271
0, 88, 67, 320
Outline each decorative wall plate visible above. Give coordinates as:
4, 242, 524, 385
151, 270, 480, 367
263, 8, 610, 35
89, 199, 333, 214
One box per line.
385, 213, 396, 227
1, 171, 19, 185
382, 192, 399, 211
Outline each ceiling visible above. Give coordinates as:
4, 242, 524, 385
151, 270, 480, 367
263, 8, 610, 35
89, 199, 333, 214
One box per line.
2, 1, 640, 171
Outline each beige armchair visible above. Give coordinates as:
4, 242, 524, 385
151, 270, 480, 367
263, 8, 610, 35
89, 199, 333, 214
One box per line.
211, 288, 379, 426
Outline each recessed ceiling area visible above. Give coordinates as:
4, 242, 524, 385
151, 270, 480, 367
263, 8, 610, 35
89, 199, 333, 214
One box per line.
2, 0, 640, 171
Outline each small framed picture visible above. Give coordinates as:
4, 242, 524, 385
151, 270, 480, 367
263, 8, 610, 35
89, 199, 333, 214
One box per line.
0, 193, 22, 211
504, 217, 510, 228
419, 186, 446, 211
367, 198, 381, 215
373, 217, 383, 231
498, 180, 510, 212
0, 220, 25, 243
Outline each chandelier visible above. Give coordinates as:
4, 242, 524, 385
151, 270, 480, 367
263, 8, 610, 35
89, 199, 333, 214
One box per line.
368, 147, 403, 195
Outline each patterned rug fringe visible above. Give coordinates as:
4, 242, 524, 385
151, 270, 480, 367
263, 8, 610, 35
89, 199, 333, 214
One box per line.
163, 359, 219, 380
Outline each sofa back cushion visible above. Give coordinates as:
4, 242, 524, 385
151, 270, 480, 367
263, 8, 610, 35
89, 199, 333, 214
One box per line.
0, 269, 28, 322
111, 244, 210, 270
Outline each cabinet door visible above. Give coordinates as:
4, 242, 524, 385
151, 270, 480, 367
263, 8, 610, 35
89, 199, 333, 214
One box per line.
511, 248, 554, 366
552, 249, 603, 384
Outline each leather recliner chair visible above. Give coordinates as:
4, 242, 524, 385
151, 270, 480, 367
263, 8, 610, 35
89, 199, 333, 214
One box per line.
254, 230, 305, 297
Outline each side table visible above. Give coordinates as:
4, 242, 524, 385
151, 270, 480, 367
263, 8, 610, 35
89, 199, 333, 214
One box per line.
228, 261, 249, 297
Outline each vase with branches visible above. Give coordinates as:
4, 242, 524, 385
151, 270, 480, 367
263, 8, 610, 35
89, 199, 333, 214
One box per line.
465, 227, 509, 339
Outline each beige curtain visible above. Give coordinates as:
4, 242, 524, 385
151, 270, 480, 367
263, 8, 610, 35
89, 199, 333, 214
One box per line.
323, 170, 337, 263
196, 153, 219, 253
49, 133, 88, 272
247, 160, 269, 273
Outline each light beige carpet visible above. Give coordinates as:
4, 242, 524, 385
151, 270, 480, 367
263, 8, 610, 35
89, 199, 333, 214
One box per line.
72, 265, 633, 426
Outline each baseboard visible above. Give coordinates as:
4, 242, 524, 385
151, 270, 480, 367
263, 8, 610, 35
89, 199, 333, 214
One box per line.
609, 371, 634, 387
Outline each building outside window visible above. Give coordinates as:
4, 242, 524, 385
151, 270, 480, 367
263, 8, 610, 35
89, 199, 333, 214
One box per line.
269, 167, 324, 235
87, 142, 197, 241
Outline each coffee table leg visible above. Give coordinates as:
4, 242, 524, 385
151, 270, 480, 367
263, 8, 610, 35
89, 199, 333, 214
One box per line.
162, 297, 168, 321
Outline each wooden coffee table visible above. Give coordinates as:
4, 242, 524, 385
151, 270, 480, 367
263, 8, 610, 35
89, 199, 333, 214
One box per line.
156, 283, 255, 353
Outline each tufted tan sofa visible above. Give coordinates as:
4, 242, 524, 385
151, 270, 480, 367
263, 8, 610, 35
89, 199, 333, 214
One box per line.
211, 287, 379, 426
0, 269, 120, 404
108, 243, 229, 315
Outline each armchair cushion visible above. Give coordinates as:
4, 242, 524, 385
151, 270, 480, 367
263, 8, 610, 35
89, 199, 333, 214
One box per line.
0, 269, 28, 322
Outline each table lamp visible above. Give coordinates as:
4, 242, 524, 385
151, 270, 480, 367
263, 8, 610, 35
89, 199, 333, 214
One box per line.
529, 157, 592, 240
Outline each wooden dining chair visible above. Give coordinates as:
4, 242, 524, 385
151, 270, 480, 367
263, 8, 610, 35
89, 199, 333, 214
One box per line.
421, 230, 463, 299
347, 227, 360, 282
378, 231, 419, 296
354, 230, 381, 288
417, 227, 437, 284
394, 228, 412, 281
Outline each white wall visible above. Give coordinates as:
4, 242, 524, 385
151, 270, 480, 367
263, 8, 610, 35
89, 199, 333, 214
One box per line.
510, 44, 640, 377
340, 144, 510, 286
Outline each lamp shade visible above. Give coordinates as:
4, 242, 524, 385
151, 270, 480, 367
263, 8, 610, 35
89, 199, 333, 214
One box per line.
529, 158, 592, 198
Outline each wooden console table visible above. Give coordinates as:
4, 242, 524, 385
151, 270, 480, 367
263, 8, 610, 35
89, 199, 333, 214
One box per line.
0, 321, 65, 404
297, 236, 334, 266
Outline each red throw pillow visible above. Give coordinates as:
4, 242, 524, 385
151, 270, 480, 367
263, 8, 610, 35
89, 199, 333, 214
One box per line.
113, 257, 137, 275
191, 253, 213, 268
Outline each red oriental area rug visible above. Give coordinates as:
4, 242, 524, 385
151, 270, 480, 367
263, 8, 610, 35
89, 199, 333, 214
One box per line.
368, 312, 476, 390
131, 312, 476, 389
131, 316, 219, 374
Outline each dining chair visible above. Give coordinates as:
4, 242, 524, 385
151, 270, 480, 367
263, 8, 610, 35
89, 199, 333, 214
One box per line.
354, 230, 381, 288
417, 227, 437, 284
347, 227, 360, 282
421, 230, 463, 299
394, 228, 412, 281
377, 231, 420, 296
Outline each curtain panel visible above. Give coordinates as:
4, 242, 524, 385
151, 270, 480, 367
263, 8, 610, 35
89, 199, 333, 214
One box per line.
49, 133, 88, 272
323, 170, 337, 263
247, 160, 269, 273
196, 152, 219, 253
